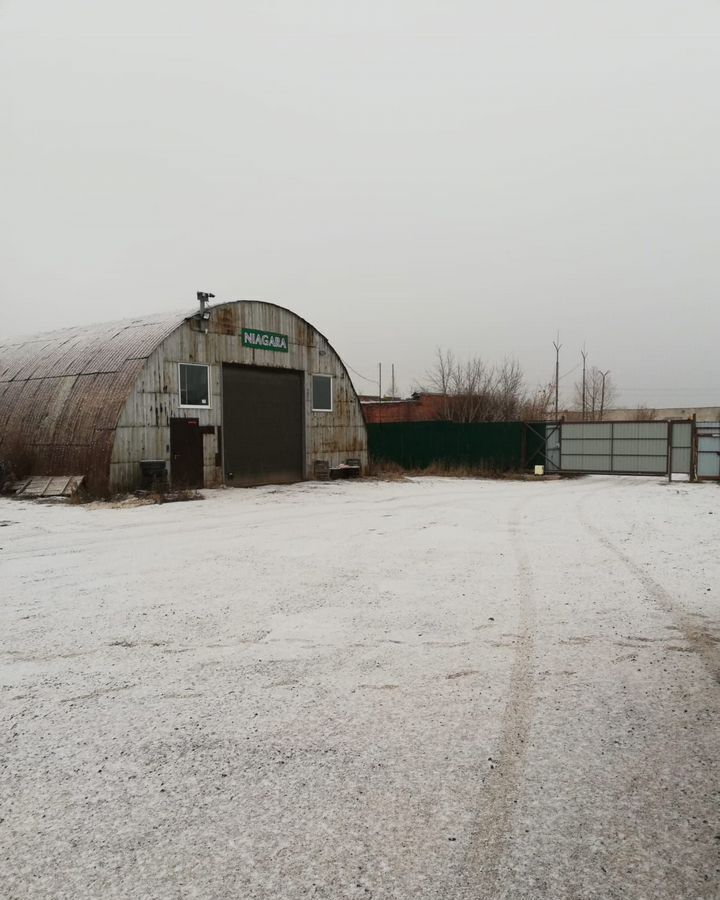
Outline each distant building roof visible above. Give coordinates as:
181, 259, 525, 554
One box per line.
362, 393, 446, 424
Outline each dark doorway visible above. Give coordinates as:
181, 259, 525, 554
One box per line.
222, 365, 304, 486
170, 417, 204, 488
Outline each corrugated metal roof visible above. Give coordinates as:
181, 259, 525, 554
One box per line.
0, 300, 366, 494
0, 310, 190, 492
0, 311, 189, 381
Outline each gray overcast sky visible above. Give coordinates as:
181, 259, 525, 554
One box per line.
2, 1, 719, 406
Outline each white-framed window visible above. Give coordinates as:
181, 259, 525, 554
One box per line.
312, 374, 333, 412
179, 363, 211, 407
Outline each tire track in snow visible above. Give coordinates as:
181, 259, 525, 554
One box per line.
582, 516, 720, 684
454, 514, 538, 899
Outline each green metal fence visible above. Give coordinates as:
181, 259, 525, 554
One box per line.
367, 421, 530, 471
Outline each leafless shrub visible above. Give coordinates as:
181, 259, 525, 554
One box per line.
364, 460, 410, 481
144, 489, 203, 504
403, 461, 526, 480
95, 488, 205, 507
419, 349, 552, 422
66, 484, 93, 505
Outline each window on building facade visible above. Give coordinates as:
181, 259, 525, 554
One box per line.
312, 374, 333, 412
179, 363, 210, 407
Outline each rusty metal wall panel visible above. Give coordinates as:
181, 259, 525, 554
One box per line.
0, 300, 367, 494
110, 301, 368, 490
212, 305, 238, 335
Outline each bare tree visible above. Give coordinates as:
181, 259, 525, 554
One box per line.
419, 349, 551, 422
522, 382, 554, 421
573, 366, 617, 420
423, 349, 454, 419
425, 348, 455, 395
495, 359, 524, 420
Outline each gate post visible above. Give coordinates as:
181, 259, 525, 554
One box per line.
667, 420, 672, 483
690, 415, 697, 483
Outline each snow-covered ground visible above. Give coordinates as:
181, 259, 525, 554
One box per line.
1, 476, 718, 900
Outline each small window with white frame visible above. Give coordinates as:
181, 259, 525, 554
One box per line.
312, 374, 333, 412
179, 363, 211, 407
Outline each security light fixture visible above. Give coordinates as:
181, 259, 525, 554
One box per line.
196, 291, 215, 333
197, 291, 215, 312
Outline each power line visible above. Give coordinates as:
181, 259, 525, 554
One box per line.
345, 362, 378, 385
559, 362, 581, 380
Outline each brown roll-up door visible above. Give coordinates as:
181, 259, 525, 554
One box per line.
222, 365, 304, 486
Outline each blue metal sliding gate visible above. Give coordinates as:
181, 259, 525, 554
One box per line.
696, 422, 720, 480
544, 420, 694, 478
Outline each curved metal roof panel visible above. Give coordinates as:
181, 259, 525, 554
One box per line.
0, 311, 190, 382
0, 300, 365, 494
0, 310, 190, 492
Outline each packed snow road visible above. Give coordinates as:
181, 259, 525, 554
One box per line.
1, 476, 719, 899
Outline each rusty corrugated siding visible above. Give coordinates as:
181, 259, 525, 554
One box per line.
108, 301, 369, 491
0, 312, 190, 493
1, 301, 370, 494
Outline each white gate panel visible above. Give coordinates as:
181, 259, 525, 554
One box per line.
670, 422, 693, 475
548, 420, 693, 477
696, 423, 720, 479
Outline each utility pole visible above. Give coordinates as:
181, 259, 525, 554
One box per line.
581, 346, 588, 421
553, 334, 562, 420
378, 363, 382, 404
391, 364, 396, 399
599, 369, 610, 421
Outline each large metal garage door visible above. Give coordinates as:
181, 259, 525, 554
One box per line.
222, 365, 304, 486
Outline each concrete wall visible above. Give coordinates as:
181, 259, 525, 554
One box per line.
109, 301, 367, 491
603, 406, 720, 422
562, 406, 720, 423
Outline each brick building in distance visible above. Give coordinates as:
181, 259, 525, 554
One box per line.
360, 393, 446, 424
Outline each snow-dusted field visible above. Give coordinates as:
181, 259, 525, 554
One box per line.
1, 476, 719, 900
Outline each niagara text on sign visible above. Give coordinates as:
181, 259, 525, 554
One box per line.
241, 328, 289, 352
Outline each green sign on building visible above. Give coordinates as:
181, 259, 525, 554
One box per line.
241, 328, 289, 353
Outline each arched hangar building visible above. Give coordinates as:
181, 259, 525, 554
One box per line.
0, 300, 368, 494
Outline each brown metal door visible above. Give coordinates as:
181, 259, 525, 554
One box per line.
222, 365, 304, 486
170, 417, 204, 488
